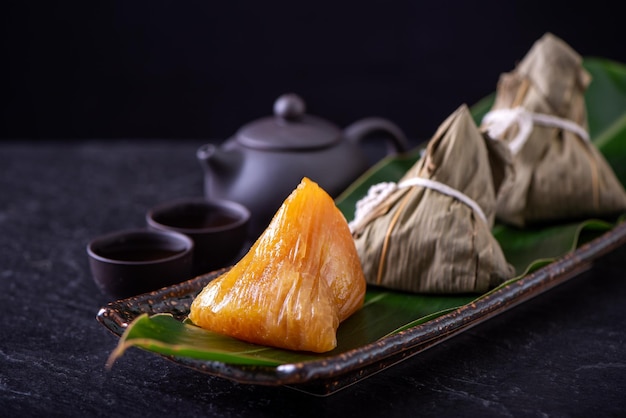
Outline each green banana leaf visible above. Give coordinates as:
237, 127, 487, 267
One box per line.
107, 57, 626, 368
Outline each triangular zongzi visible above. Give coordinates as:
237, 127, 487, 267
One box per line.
481, 32, 626, 226
351, 104, 514, 294
189, 177, 366, 353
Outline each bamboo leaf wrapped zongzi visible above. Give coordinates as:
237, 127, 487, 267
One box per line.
481, 33, 626, 226
351, 104, 514, 294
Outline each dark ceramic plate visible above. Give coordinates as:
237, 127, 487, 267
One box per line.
96, 221, 626, 396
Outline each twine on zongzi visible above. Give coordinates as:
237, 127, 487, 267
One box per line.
349, 177, 488, 234
482, 107, 590, 154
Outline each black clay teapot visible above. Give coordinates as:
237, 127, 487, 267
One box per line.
197, 93, 408, 238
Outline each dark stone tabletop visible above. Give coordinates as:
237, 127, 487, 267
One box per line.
1, 139, 625, 417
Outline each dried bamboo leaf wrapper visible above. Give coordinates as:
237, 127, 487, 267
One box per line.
482, 33, 626, 226
402, 104, 501, 227
356, 188, 510, 293
352, 105, 514, 294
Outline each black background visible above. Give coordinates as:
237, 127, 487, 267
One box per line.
3, 0, 626, 141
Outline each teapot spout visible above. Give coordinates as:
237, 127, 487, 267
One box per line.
196, 143, 243, 199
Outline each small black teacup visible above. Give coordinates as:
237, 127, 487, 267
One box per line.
87, 228, 194, 299
146, 197, 250, 276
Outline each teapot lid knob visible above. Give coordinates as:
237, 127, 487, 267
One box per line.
273, 93, 305, 120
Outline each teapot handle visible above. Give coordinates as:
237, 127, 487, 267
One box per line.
344, 117, 409, 155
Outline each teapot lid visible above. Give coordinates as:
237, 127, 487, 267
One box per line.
235, 94, 341, 151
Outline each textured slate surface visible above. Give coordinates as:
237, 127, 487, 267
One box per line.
1, 139, 625, 417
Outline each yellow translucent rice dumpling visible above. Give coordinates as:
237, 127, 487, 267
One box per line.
351, 104, 514, 294
481, 32, 626, 226
189, 177, 366, 353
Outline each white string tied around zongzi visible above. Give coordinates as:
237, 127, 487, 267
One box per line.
481, 107, 590, 154
349, 177, 487, 233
